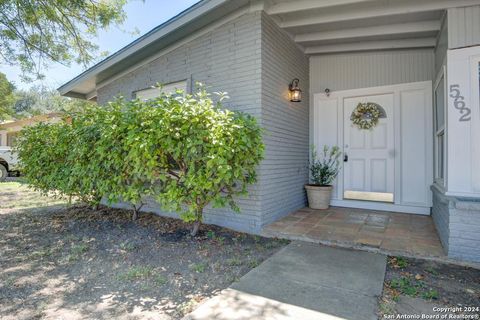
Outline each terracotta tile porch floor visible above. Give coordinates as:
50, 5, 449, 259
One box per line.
262, 206, 446, 259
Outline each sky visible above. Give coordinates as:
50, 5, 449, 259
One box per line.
2, 0, 200, 90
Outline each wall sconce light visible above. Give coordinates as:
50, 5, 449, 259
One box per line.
324, 88, 331, 97
289, 78, 302, 102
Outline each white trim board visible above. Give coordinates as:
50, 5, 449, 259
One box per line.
305, 38, 436, 55
279, 0, 480, 29
315, 81, 433, 99
330, 199, 431, 215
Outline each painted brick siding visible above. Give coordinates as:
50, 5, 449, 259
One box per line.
96, 12, 264, 233
431, 187, 450, 252
449, 200, 480, 262
259, 12, 310, 226
432, 187, 480, 263
95, 10, 312, 232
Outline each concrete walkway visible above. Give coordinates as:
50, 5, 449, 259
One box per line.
184, 241, 387, 320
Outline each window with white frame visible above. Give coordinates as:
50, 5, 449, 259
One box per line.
135, 80, 188, 101
434, 68, 446, 184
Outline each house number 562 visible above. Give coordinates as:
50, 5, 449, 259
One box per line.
449, 84, 471, 122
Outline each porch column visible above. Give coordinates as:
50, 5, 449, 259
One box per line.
431, 5, 480, 263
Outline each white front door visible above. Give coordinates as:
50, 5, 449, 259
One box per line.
343, 94, 395, 202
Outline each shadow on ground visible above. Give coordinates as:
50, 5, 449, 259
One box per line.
0, 204, 287, 320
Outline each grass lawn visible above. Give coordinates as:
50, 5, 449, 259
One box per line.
0, 180, 67, 210
0, 180, 288, 320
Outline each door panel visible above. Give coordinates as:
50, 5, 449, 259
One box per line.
371, 159, 387, 192
349, 159, 366, 190
343, 94, 394, 202
349, 130, 366, 149
371, 123, 387, 149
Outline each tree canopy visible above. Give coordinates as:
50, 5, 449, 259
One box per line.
0, 81, 94, 121
13, 86, 93, 117
0, 72, 15, 120
0, 0, 127, 80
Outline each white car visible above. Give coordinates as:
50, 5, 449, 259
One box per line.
0, 147, 19, 182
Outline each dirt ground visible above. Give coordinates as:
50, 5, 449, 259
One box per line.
0, 181, 288, 320
379, 256, 480, 318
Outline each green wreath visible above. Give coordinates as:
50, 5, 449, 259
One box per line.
351, 102, 381, 130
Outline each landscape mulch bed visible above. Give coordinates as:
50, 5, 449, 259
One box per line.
379, 256, 480, 318
0, 203, 288, 320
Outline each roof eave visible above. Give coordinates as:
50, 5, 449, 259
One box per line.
58, 0, 237, 97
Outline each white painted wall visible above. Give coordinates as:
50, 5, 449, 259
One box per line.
310, 49, 434, 94
312, 81, 433, 214
448, 5, 480, 50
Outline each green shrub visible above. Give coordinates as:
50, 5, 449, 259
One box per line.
73, 101, 152, 217
16, 85, 264, 235
309, 145, 341, 186
15, 122, 85, 201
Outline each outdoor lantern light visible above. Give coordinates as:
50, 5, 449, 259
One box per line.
289, 78, 302, 102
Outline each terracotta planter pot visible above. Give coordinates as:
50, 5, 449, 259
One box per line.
305, 185, 333, 210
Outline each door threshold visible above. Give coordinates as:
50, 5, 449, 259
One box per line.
343, 191, 394, 203
330, 199, 430, 215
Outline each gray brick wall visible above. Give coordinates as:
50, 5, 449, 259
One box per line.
449, 199, 480, 261
432, 187, 480, 263
96, 10, 312, 233
97, 11, 265, 233
431, 187, 450, 252
259, 12, 310, 226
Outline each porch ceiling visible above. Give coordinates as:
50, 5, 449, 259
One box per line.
265, 0, 480, 54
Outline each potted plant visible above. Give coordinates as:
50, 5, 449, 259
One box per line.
305, 145, 342, 209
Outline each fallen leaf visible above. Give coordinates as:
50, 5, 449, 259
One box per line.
415, 274, 424, 280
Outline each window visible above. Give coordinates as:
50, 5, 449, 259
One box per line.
434, 68, 446, 184
135, 80, 188, 101
7, 132, 19, 147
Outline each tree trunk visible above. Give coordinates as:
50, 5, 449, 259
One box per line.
132, 209, 138, 221
91, 195, 102, 211
190, 207, 203, 237
190, 220, 200, 237
131, 203, 143, 221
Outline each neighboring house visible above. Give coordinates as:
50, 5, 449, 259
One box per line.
0, 113, 63, 180
58, 0, 480, 263
0, 113, 63, 147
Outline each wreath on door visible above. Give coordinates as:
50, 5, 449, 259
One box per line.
351, 102, 381, 130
